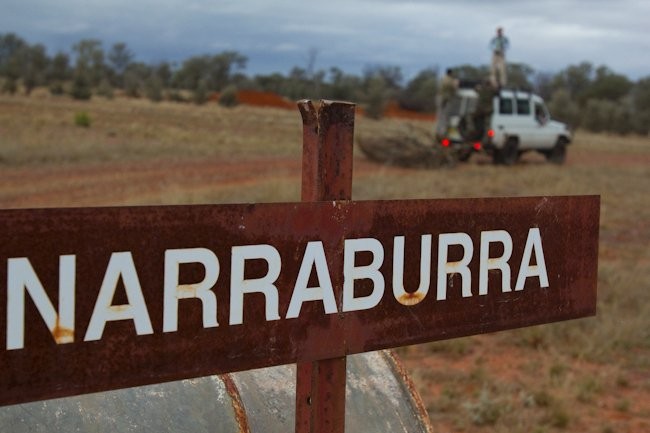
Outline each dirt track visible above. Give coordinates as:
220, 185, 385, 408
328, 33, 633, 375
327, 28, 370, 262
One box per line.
0, 157, 305, 208
2, 146, 648, 209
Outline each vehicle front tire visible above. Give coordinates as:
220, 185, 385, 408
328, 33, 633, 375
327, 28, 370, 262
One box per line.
547, 137, 568, 164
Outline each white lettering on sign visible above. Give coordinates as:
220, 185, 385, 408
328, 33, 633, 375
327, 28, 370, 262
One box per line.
479, 230, 513, 295
437, 233, 474, 300
7, 255, 76, 350
392, 235, 432, 306
4, 229, 551, 350
229, 244, 281, 326
163, 248, 220, 333
286, 241, 337, 318
515, 228, 549, 290
342, 238, 385, 312
84, 252, 153, 341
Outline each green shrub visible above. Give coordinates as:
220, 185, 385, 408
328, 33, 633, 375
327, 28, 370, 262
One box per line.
218, 85, 239, 107
365, 77, 389, 119
74, 111, 92, 128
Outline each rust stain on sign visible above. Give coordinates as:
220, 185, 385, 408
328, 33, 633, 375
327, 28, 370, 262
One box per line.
51, 318, 74, 345
0, 195, 599, 407
396, 292, 425, 306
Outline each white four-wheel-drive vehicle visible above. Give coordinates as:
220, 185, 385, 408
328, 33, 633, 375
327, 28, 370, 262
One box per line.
438, 86, 572, 165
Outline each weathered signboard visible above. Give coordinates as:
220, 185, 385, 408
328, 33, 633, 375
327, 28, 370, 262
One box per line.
0, 195, 598, 407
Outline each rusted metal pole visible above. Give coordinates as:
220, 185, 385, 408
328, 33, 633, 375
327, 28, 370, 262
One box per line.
296, 100, 355, 433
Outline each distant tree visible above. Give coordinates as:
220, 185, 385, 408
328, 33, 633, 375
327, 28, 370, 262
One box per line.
47, 52, 71, 82
284, 66, 311, 99
623, 77, 650, 135
631, 109, 650, 135
0, 33, 27, 74
452, 64, 490, 83
359, 66, 404, 118
73, 39, 105, 86
144, 73, 164, 102
20, 44, 49, 95
506, 63, 534, 90
364, 76, 390, 119
586, 66, 632, 101
1, 52, 21, 94
107, 42, 133, 87
174, 51, 247, 92
552, 62, 593, 105
192, 78, 208, 104
0, 33, 27, 94
254, 72, 285, 94
324, 67, 362, 101
397, 67, 438, 112
230, 71, 254, 89
633, 76, 650, 112
123, 62, 151, 97
533, 71, 554, 101
155, 61, 173, 88
363, 65, 403, 90
70, 68, 92, 100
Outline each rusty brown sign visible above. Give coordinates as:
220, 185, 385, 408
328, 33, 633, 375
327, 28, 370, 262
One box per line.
0, 195, 599, 407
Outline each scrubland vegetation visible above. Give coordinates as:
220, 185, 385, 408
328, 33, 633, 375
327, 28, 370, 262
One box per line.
2, 32, 650, 132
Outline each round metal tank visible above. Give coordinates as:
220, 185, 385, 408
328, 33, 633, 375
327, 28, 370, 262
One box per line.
0, 350, 432, 432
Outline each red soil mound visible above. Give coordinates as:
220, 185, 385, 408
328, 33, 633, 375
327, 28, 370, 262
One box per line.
220, 90, 435, 121
235, 90, 295, 110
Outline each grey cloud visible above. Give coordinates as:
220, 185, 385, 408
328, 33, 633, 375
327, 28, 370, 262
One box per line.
1, 0, 648, 78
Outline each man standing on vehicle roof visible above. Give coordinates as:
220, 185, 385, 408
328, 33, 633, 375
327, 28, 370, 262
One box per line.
490, 27, 509, 88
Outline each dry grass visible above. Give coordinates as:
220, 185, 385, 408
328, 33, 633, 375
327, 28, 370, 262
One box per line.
1, 93, 649, 432
0, 93, 302, 166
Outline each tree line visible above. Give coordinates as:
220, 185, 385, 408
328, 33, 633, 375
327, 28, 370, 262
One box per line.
1, 32, 649, 134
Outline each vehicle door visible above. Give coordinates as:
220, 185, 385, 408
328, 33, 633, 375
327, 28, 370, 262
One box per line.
514, 97, 536, 149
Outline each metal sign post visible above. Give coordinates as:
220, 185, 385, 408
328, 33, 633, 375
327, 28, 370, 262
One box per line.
295, 100, 354, 433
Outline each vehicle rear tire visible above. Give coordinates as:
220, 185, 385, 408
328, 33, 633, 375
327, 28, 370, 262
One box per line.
547, 137, 568, 164
493, 137, 519, 166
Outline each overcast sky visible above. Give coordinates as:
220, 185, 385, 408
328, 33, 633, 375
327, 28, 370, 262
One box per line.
2, 0, 649, 80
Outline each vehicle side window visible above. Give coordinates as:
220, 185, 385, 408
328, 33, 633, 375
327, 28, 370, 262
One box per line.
534, 102, 549, 124
516, 99, 531, 115
499, 97, 513, 114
